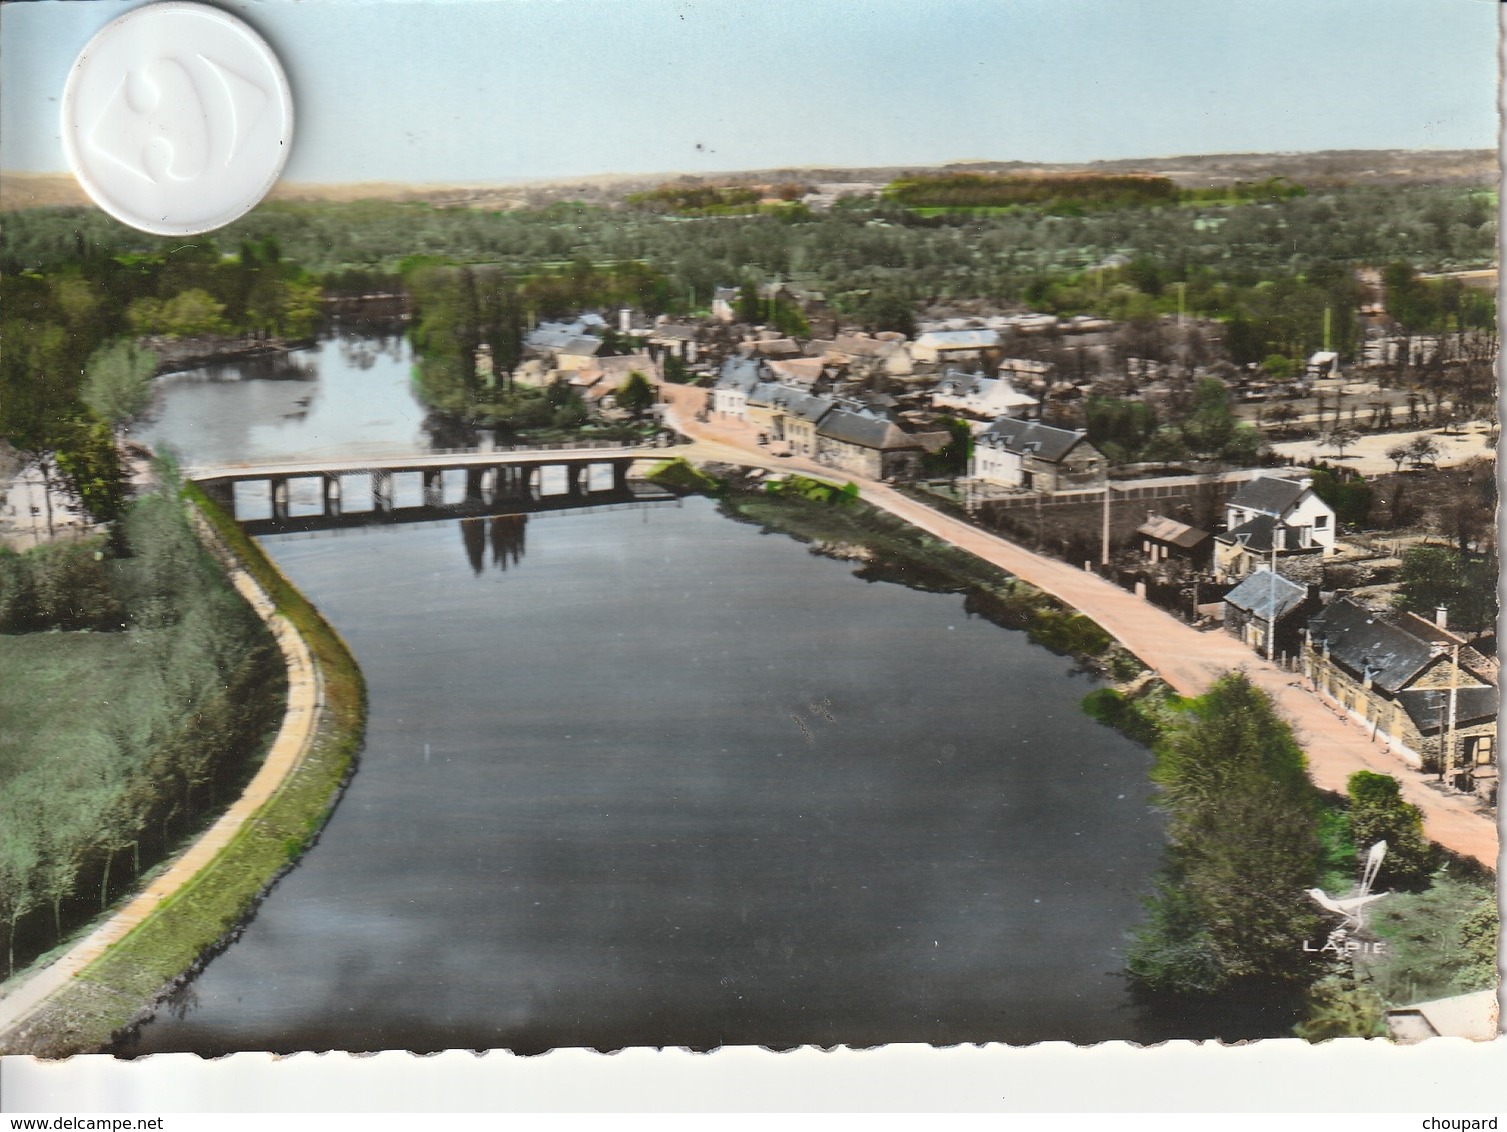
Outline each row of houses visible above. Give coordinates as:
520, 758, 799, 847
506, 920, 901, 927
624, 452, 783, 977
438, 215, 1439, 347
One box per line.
711, 358, 936, 480
1149, 475, 1500, 800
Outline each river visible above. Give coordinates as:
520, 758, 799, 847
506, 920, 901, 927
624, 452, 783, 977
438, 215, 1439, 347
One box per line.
124, 331, 1168, 1053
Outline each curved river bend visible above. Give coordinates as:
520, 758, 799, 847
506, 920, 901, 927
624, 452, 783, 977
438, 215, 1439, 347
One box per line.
127, 333, 1166, 1053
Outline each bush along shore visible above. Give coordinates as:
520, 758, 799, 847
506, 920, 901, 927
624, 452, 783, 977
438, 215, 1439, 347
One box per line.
0, 480, 366, 1056
1084, 678, 1498, 1041
650, 459, 1145, 679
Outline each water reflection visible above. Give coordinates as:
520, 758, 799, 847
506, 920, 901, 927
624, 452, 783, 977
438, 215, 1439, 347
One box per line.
461, 515, 527, 575
137, 332, 431, 467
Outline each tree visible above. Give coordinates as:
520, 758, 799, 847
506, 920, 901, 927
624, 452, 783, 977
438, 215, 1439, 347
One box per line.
0, 823, 39, 978
1345, 771, 1432, 890
616, 370, 655, 419
1307, 467, 1372, 528
1294, 964, 1388, 1040
929, 417, 971, 476
82, 340, 157, 426
1386, 444, 1410, 473
1392, 546, 1495, 637
1327, 427, 1360, 459
737, 280, 761, 324
1393, 546, 1460, 621
1128, 673, 1320, 994
54, 416, 128, 525
1405, 435, 1440, 469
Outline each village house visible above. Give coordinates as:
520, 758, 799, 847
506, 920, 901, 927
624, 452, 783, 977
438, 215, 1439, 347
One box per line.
969, 420, 1105, 492
995, 358, 1054, 392
711, 286, 740, 322
929, 370, 1040, 423
1222, 569, 1320, 661
822, 334, 913, 378
744, 381, 784, 437
1213, 475, 1337, 581
711, 357, 769, 418
774, 390, 836, 457
1136, 514, 1212, 570
813, 409, 926, 481
1304, 597, 1498, 794
570, 352, 661, 405
911, 329, 1001, 365
646, 320, 699, 362
746, 337, 803, 360
766, 357, 827, 389
524, 322, 602, 371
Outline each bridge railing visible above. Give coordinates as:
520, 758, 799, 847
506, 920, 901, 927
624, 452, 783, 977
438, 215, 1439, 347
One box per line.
419, 435, 683, 457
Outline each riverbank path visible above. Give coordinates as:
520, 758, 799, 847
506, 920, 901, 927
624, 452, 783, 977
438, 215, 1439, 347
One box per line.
661, 385, 1499, 871
0, 514, 323, 1045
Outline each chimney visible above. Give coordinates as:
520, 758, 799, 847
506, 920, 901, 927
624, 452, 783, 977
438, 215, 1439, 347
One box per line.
1435, 605, 1448, 630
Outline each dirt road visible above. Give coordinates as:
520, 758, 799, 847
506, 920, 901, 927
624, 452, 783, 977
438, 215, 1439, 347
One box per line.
662, 385, 1499, 870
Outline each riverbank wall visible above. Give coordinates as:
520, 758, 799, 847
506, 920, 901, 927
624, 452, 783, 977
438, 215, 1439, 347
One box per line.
0, 488, 366, 1057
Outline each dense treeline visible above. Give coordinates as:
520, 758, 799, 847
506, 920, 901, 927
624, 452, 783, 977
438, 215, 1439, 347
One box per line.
404, 261, 665, 434
0, 481, 285, 978
888, 172, 1180, 211
1, 239, 323, 532
2, 185, 1493, 322
626, 184, 763, 214
1084, 378, 1262, 465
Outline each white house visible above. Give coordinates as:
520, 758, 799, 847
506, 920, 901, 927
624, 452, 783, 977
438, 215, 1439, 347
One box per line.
1214, 475, 1337, 579
711, 357, 768, 418
929, 370, 1039, 422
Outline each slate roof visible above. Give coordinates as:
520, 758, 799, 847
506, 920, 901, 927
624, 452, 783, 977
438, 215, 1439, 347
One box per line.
1227, 475, 1308, 517
1394, 686, 1499, 733
1308, 598, 1439, 694
975, 419, 1087, 463
1224, 569, 1309, 621
776, 389, 835, 425
715, 357, 767, 393
817, 409, 921, 451
1215, 513, 1281, 552
1136, 515, 1210, 550
746, 381, 783, 408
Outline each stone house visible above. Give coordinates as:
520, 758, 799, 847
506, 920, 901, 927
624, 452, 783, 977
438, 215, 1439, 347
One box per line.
1303, 597, 1498, 792
1222, 569, 1320, 661
813, 409, 925, 481
774, 390, 836, 458
969, 419, 1105, 492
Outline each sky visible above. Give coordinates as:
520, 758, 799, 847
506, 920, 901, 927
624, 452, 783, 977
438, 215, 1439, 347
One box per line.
1, 0, 1500, 185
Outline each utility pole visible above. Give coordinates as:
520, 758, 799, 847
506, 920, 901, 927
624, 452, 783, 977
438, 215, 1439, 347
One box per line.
1267, 542, 1277, 663
1100, 465, 1112, 567
1445, 643, 1460, 787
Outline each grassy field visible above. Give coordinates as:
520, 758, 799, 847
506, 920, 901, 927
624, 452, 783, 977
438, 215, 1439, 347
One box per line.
6, 488, 366, 1056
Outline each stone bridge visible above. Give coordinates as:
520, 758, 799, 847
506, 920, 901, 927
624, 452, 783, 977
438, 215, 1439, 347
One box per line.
187, 442, 679, 534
